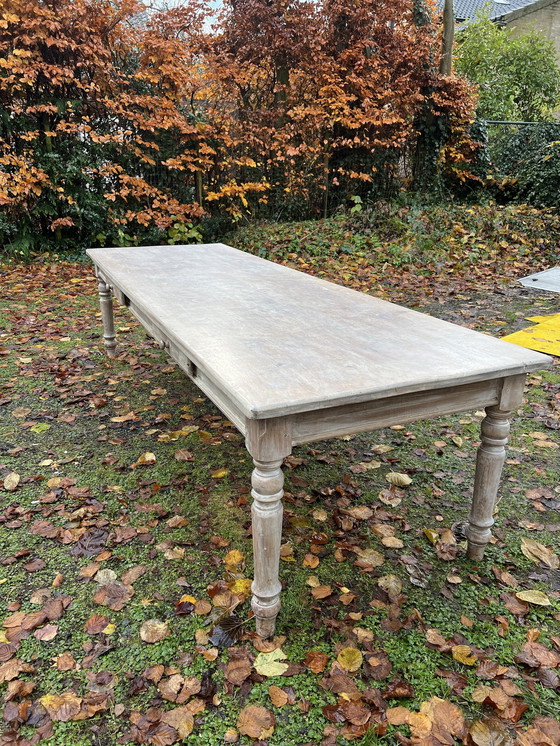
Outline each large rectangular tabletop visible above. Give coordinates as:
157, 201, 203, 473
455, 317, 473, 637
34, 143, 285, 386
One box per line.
87, 243, 552, 636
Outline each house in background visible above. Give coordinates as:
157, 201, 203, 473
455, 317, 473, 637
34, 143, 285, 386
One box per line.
441, 0, 560, 60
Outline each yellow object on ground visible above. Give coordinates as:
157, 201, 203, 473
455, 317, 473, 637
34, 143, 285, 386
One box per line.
502, 313, 560, 356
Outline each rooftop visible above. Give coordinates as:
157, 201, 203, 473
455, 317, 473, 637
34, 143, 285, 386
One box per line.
438, 0, 543, 21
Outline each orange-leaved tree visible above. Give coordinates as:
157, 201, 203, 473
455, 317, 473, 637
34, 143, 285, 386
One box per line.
0, 0, 210, 256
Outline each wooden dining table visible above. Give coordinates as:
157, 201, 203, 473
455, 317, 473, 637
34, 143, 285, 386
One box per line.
87, 243, 552, 637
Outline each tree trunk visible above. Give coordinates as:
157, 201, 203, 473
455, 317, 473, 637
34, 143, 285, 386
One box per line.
439, 0, 455, 76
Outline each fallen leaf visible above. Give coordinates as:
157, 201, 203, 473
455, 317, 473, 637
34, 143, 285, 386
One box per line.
337, 647, 363, 672
520, 537, 559, 569
268, 685, 289, 707
174, 449, 194, 461
34, 624, 58, 641
139, 619, 169, 643
311, 585, 332, 600
237, 704, 275, 739
211, 468, 229, 478
452, 645, 477, 666
304, 650, 329, 674
131, 452, 156, 468
346, 506, 374, 520
354, 548, 384, 568
30, 423, 50, 433
375, 560, 399, 587
515, 590, 551, 606
3, 473, 20, 492
160, 707, 194, 738
225, 653, 253, 686
40, 691, 82, 721
386, 472, 412, 487
469, 718, 514, 746
254, 648, 289, 677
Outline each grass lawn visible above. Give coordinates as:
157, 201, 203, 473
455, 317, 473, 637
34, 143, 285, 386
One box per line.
0, 205, 559, 745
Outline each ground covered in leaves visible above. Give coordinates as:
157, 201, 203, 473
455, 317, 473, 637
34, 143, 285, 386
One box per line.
1, 205, 560, 745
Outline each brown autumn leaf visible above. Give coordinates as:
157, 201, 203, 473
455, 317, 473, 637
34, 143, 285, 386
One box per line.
84, 614, 110, 635
303, 553, 319, 569
0, 660, 23, 683
158, 674, 184, 702
225, 650, 253, 686
304, 650, 329, 674
93, 582, 134, 611
21, 610, 48, 631
40, 691, 82, 722
139, 619, 169, 643
383, 677, 414, 699
268, 685, 289, 707
492, 567, 518, 587
121, 565, 147, 585
55, 652, 77, 671
70, 528, 108, 558
377, 574, 402, 600
386, 706, 411, 725
237, 704, 275, 739
469, 718, 514, 746
174, 449, 194, 461
34, 624, 58, 641
346, 506, 374, 520
354, 548, 384, 569
515, 641, 560, 668
364, 651, 392, 681
411, 697, 467, 743
110, 411, 137, 423
160, 707, 194, 739
501, 592, 529, 616
341, 701, 371, 726
311, 585, 332, 600
425, 628, 449, 650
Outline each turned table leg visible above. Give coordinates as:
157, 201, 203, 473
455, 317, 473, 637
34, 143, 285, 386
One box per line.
251, 458, 284, 638
245, 418, 292, 637
98, 280, 117, 358
466, 376, 525, 560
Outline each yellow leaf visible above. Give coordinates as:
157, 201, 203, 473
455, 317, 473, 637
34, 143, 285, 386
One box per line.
224, 549, 244, 567
423, 528, 439, 545
354, 548, 384, 567
102, 623, 116, 635
30, 423, 50, 433
515, 590, 551, 606
337, 647, 363, 672
3, 472, 20, 492
228, 578, 252, 596
254, 648, 289, 677
211, 468, 229, 479
520, 537, 559, 569
451, 645, 477, 666
132, 452, 156, 468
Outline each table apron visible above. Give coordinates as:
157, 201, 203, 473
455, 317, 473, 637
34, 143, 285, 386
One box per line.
291, 378, 502, 445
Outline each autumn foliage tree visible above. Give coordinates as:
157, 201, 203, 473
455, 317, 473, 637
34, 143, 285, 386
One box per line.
0, 0, 477, 257
0, 0, 209, 256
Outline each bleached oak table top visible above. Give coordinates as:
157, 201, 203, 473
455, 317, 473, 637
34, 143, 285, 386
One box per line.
87, 243, 547, 419
88, 243, 552, 638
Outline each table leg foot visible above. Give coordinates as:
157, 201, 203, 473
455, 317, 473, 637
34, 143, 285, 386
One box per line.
466, 404, 511, 560
250, 458, 284, 638
98, 280, 117, 357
